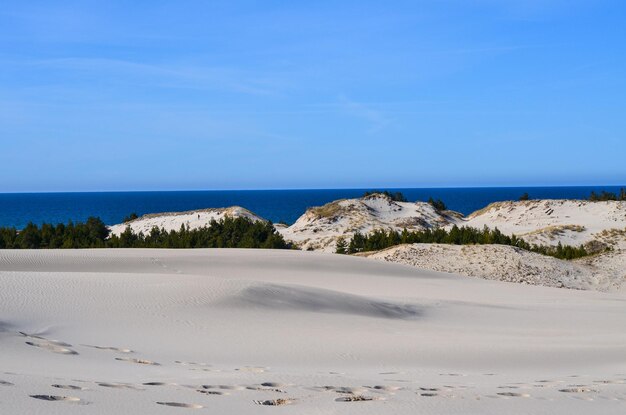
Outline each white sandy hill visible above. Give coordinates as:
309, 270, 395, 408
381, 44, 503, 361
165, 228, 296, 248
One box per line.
278, 193, 461, 251
361, 200, 626, 292
2, 249, 626, 414
109, 206, 265, 237
461, 199, 626, 248
362, 243, 625, 292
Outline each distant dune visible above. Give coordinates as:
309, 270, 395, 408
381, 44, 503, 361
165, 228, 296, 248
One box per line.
461, 199, 626, 247
361, 243, 624, 291
108, 206, 265, 237
106, 194, 626, 291
278, 193, 461, 251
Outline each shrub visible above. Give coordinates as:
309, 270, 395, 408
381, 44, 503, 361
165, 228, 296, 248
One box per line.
123, 212, 139, 222
427, 197, 447, 211
344, 225, 593, 260
363, 190, 408, 202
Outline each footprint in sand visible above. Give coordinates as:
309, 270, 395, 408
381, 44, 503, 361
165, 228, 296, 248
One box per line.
52, 384, 86, 390
0, 380, 14, 386
419, 387, 439, 392
175, 360, 210, 366
197, 389, 228, 395
246, 383, 287, 393
246, 386, 286, 393
201, 384, 244, 391
254, 398, 294, 406
19, 332, 72, 346
156, 402, 203, 409
419, 392, 438, 397
335, 395, 378, 402
25, 341, 78, 355
115, 357, 160, 366
98, 382, 143, 390
260, 382, 286, 388
84, 345, 133, 353
143, 382, 171, 386
30, 395, 85, 403
497, 392, 531, 398
559, 387, 598, 393
367, 385, 402, 393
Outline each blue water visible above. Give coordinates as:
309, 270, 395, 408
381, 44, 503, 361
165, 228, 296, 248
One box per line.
0, 186, 623, 229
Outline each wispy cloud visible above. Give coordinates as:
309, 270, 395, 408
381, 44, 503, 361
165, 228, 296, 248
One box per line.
442, 43, 556, 55
21, 57, 281, 96
333, 95, 393, 133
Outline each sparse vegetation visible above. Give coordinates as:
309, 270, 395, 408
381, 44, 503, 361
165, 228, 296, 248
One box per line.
427, 197, 447, 212
363, 190, 408, 202
524, 224, 585, 239
519, 192, 530, 201
123, 212, 139, 222
588, 188, 626, 201
335, 237, 347, 254
345, 225, 594, 260
310, 201, 344, 218
0, 217, 290, 250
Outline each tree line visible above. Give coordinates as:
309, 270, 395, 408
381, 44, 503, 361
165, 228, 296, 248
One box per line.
0, 217, 289, 249
588, 188, 626, 201
335, 225, 593, 260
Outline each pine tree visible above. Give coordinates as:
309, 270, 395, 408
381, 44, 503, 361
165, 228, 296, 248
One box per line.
335, 237, 347, 254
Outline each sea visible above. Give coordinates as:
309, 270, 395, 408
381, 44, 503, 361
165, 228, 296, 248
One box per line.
0, 186, 624, 230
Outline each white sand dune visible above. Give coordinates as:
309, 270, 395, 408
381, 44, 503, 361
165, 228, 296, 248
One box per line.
1, 248, 626, 414
278, 193, 460, 251
277, 197, 626, 253
461, 199, 626, 247
362, 243, 625, 291
108, 206, 265, 237
103, 197, 626, 293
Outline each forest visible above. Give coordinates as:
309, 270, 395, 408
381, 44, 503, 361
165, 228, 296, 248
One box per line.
0, 217, 289, 249
336, 225, 593, 260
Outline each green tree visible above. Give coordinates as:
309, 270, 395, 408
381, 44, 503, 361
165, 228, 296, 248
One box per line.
335, 237, 347, 254
427, 197, 447, 211
123, 212, 139, 222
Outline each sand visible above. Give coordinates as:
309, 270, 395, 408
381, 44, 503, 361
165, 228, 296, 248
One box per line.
278, 194, 459, 251
108, 207, 265, 237
361, 243, 625, 291
1, 248, 626, 414
462, 199, 626, 247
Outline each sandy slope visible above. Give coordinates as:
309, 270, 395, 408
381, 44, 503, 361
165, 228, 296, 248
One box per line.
362, 243, 625, 291
108, 207, 264, 237
1, 249, 625, 414
278, 194, 459, 251
461, 199, 626, 247
277, 197, 626, 252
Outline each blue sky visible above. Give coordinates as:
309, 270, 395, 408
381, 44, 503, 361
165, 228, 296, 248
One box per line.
1, 0, 625, 192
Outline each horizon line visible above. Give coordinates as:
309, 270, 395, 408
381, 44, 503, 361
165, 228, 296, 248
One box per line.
1, 184, 625, 195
